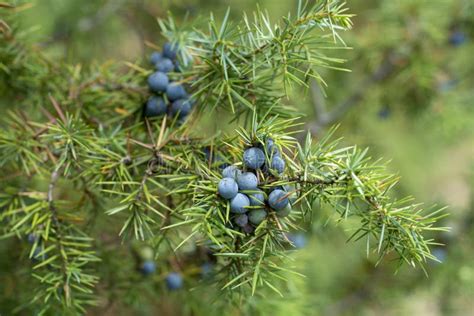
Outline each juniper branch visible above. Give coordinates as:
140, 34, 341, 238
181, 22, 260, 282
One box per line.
0, 1, 448, 313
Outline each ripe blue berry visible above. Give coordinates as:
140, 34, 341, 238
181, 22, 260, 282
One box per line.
230, 193, 250, 214
234, 214, 248, 227
236, 172, 258, 190
166, 83, 187, 101
200, 262, 214, 278
432, 248, 446, 264
449, 30, 466, 46
218, 161, 230, 170
218, 178, 238, 200
222, 165, 241, 179
141, 260, 156, 275
287, 233, 307, 249
278, 184, 297, 203
268, 189, 289, 210
265, 138, 280, 156
271, 156, 285, 174
242, 223, 255, 234
243, 147, 265, 169
150, 51, 162, 65
163, 42, 179, 60
170, 99, 192, 118
32, 246, 46, 261
378, 107, 390, 119
148, 72, 169, 93
248, 190, 264, 206
165, 272, 183, 290
155, 58, 175, 73
266, 138, 274, 149
276, 204, 291, 217
203, 148, 225, 166
438, 79, 458, 93
203, 147, 212, 162
145, 96, 167, 117
248, 209, 267, 225
27, 233, 37, 244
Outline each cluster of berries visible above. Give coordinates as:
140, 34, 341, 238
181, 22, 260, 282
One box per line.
144, 42, 193, 122
217, 138, 293, 233
137, 246, 183, 290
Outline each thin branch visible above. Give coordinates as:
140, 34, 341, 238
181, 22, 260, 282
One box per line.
308, 51, 399, 134
48, 94, 67, 124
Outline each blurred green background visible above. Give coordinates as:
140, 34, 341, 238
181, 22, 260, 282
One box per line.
4, 0, 474, 315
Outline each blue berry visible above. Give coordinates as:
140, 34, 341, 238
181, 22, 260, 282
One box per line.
438, 79, 458, 93
200, 262, 214, 277
170, 99, 192, 118
280, 184, 297, 204
287, 233, 306, 249
248, 209, 267, 225
150, 51, 162, 65
248, 190, 264, 206
378, 107, 390, 119
236, 172, 258, 190
449, 31, 466, 46
242, 223, 255, 234
218, 162, 230, 170
234, 214, 248, 227
155, 58, 175, 73
145, 96, 167, 117
148, 72, 169, 93
266, 138, 274, 149
271, 156, 285, 174
230, 193, 250, 214
203, 147, 225, 166
276, 204, 291, 217
27, 233, 37, 244
222, 165, 242, 179
166, 84, 187, 101
141, 260, 156, 275
218, 178, 238, 200
432, 248, 446, 264
268, 189, 289, 210
203, 147, 212, 162
265, 138, 280, 156
243, 147, 265, 169
165, 272, 183, 290
163, 42, 179, 60
32, 246, 46, 261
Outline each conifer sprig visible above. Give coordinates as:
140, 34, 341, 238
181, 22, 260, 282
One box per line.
159, 1, 353, 116
165, 117, 447, 295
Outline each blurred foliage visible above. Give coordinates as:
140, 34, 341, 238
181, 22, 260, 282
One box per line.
0, 0, 473, 315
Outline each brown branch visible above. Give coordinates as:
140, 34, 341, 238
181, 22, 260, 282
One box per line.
48, 94, 67, 124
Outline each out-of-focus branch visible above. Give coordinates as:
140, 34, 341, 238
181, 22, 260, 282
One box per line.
308, 51, 401, 135
77, 0, 126, 32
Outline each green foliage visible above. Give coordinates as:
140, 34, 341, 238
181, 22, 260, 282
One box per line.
309, 0, 474, 140
160, 0, 352, 117
0, 1, 448, 314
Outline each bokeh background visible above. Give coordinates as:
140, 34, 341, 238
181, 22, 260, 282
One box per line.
2, 0, 473, 315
